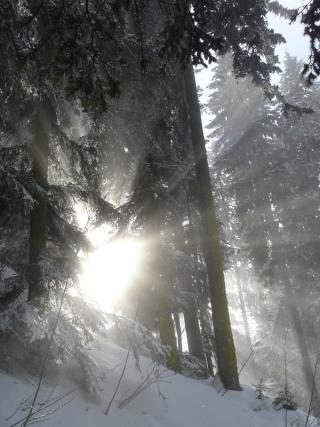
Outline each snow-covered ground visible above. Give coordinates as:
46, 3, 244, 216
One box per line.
0, 337, 314, 427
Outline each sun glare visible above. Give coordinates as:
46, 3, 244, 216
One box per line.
80, 238, 142, 310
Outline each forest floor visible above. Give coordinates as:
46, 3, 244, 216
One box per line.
0, 336, 313, 427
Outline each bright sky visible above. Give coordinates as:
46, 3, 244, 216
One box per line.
269, 0, 308, 64
196, 0, 309, 129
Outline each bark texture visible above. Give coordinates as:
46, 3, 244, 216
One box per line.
183, 64, 240, 390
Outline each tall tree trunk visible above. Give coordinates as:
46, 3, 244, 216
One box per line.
28, 101, 50, 302
183, 64, 240, 390
173, 311, 183, 353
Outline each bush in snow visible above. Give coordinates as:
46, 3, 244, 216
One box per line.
180, 352, 209, 378
0, 288, 106, 373
111, 313, 169, 369
0, 286, 170, 399
254, 378, 268, 400
273, 389, 298, 411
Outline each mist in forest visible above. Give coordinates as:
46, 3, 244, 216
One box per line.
0, 1, 320, 426
205, 54, 320, 412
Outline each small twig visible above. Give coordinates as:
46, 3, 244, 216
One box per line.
308, 412, 320, 427
9, 370, 108, 427
117, 368, 155, 408
37, 381, 60, 413
9, 391, 75, 427
239, 340, 262, 377
117, 363, 167, 409
105, 344, 131, 416
5, 398, 29, 421
104, 303, 139, 415
107, 360, 126, 373
118, 365, 171, 409
305, 358, 320, 427
238, 347, 256, 377
284, 328, 288, 427
219, 340, 262, 396
21, 282, 68, 427
26, 398, 74, 425
8, 347, 123, 426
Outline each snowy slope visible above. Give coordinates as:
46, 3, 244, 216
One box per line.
0, 337, 312, 427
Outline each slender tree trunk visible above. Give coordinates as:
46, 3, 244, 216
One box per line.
266, 196, 320, 413
235, 269, 252, 349
28, 101, 50, 302
183, 64, 240, 390
137, 152, 181, 372
183, 306, 203, 360
198, 304, 214, 376
218, 193, 252, 350
286, 279, 320, 413
185, 190, 215, 369
146, 225, 181, 372
155, 254, 181, 372
173, 220, 204, 360
149, 223, 180, 373
173, 311, 183, 353
187, 204, 215, 373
